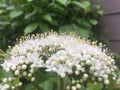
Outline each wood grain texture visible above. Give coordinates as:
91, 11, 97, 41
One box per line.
92, 0, 120, 54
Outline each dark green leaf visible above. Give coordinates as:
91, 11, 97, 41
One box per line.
56, 0, 68, 6
59, 25, 90, 38
40, 78, 58, 90
24, 23, 38, 34
72, 1, 90, 11
81, 85, 87, 90
59, 25, 73, 33
43, 14, 52, 23
40, 81, 55, 90
24, 10, 36, 19
72, 1, 85, 9
39, 23, 49, 32
20, 83, 35, 90
74, 28, 90, 38
11, 21, 22, 27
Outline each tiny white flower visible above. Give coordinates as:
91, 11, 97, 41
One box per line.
3, 78, 7, 83
98, 77, 102, 81
22, 64, 27, 70
31, 77, 35, 81
71, 86, 76, 90
75, 70, 79, 75
83, 73, 88, 80
76, 84, 81, 89
23, 71, 27, 76
5, 84, 10, 89
104, 79, 109, 85
30, 69, 34, 73
86, 60, 91, 65
68, 62, 73, 68
30, 64, 35, 69
66, 86, 70, 90
8, 77, 12, 81
18, 82, 22, 86
72, 80, 76, 84
60, 73, 66, 78
103, 74, 108, 79
17, 65, 21, 70
28, 73, 32, 77
11, 86, 15, 90
14, 70, 20, 75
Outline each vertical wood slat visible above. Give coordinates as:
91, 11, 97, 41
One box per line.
92, 0, 120, 54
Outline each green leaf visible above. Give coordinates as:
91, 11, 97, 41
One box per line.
11, 77, 20, 86
9, 10, 23, 18
59, 25, 90, 38
24, 23, 38, 34
40, 78, 58, 90
33, 68, 58, 89
72, 1, 90, 11
0, 10, 4, 14
97, 10, 104, 15
105, 76, 116, 90
82, 1, 91, 8
27, 0, 33, 2
81, 85, 87, 90
40, 81, 55, 90
81, 20, 92, 28
20, 83, 35, 90
72, 1, 86, 10
34, 68, 52, 84
6, 6, 15, 10
24, 10, 36, 19
89, 19, 98, 25
43, 14, 52, 23
56, 0, 68, 6
87, 82, 103, 90
74, 28, 90, 38
39, 23, 49, 32
59, 25, 73, 33
11, 21, 19, 27
0, 67, 13, 79
0, 21, 10, 26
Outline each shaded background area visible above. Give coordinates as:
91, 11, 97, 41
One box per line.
93, 0, 120, 54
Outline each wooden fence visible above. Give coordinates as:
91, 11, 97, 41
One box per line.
93, 0, 120, 54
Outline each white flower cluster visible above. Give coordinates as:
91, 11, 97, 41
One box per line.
0, 32, 117, 90
1, 77, 22, 90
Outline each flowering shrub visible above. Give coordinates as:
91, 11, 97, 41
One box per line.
0, 32, 117, 90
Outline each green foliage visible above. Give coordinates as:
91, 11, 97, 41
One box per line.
0, 67, 13, 79
0, 0, 103, 50
87, 82, 103, 90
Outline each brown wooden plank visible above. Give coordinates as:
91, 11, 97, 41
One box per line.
108, 41, 120, 54
99, 14, 120, 40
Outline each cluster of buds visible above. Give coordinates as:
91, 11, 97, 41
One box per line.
1, 77, 22, 90
0, 32, 117, 90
